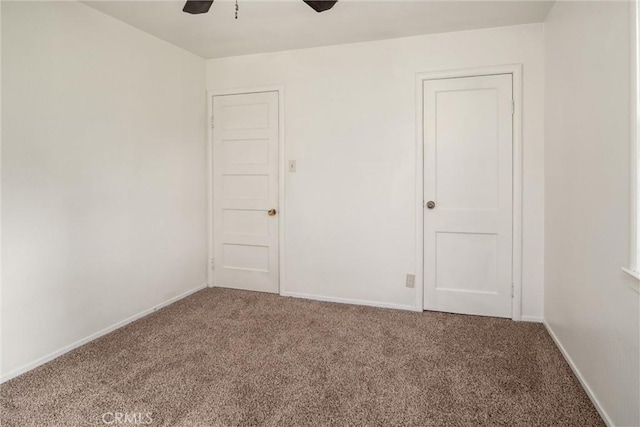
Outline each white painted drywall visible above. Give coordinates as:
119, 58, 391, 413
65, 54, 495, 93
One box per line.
545, 2, 639, 425
1, 2, 207, 378
206, 24, 545, 318
84, 0, 554, 59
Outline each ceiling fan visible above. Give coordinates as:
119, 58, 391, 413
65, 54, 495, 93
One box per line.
183, 0, 338, 14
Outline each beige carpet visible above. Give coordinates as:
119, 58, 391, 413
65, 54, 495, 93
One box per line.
1, 288, 602, 426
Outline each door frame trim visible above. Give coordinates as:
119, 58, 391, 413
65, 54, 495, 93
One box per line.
207, 85, 286, 294
414, 65, 523, 320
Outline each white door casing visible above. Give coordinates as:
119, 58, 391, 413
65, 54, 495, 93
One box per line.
212, 91, 279, 293
423, 74, 513, 318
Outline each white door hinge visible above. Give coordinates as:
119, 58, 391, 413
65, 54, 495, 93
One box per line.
210, 116, 215, 129
511, 283, 514, 297
210, 257, 215, 270
511, 100, 515, 115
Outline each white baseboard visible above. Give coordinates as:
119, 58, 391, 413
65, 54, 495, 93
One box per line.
520, 315, 543, 323
544, 321, 613, 427
280, 291, 419, 312
0, 283, 208, 384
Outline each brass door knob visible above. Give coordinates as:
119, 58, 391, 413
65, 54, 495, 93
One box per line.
268, 209, 277, 216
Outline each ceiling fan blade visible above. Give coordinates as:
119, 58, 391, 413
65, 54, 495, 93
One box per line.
183, 1, 214, 14
303, 0, 337, 13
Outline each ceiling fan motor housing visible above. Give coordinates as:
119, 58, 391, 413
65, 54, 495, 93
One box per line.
182, 0, 338, 15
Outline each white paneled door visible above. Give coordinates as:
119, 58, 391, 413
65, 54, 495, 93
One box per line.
213, 91, 279, 293
423, 74, 513, 318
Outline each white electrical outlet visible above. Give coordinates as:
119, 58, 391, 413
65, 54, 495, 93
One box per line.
288, 160, 296, 173
406, 274, 415, 288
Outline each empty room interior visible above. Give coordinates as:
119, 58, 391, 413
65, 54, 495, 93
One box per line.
1, 0, 639, 425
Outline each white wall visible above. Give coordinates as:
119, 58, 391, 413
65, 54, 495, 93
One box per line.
1, 2, 207, 378
206, 24, 545, 318
545, 2, 639, 426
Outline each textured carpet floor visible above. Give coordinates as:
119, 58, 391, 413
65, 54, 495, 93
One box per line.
1, 288, 602, 426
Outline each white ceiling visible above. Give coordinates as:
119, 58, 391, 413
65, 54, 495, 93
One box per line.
84, 0, 554, 59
